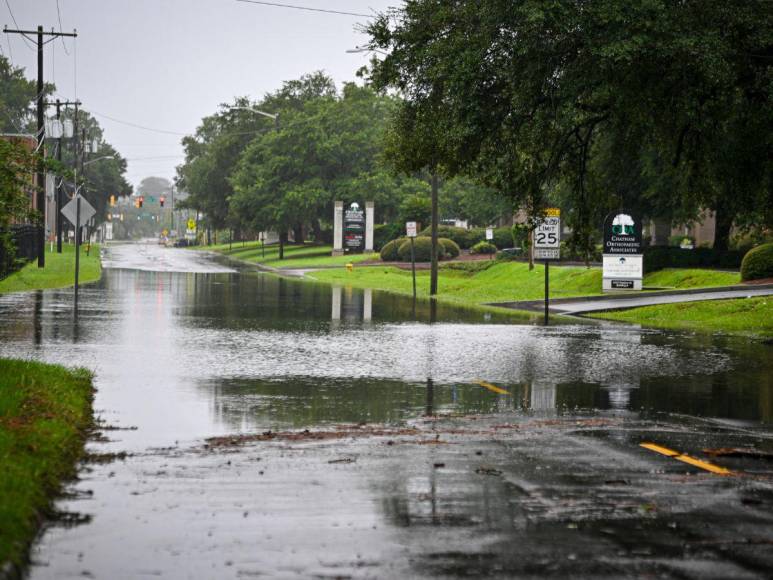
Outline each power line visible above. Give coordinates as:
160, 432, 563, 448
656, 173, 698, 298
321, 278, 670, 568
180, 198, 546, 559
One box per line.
90, 110, 189, 136
3, 0, 34, 49
55, 0, 70, 54
234, 0, 371, 18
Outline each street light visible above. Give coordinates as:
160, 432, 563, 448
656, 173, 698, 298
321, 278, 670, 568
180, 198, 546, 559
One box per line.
228, 106, 279, 128
83, 154, 116, 167
346, 45, 387, 55
227, 106, 281, 254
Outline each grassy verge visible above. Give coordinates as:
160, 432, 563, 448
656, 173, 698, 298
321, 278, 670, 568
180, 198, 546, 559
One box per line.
588, 296, 773, 337
196, 241, 373, 269
0, 244, 102, 295
0, 359, 94, 572
308, 262, 741, 306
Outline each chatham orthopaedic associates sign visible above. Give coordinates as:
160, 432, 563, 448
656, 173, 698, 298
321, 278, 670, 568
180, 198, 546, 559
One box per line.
602, 211, 643, 291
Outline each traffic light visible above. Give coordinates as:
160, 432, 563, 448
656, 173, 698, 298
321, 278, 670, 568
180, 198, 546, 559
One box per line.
138, 196, 144, 208
160, 196, 165, 208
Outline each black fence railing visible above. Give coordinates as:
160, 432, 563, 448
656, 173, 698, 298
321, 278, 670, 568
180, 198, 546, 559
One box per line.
0, 224, 39, 280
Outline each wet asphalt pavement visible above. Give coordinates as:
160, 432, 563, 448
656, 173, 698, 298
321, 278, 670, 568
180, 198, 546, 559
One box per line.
1, 242, 772, 579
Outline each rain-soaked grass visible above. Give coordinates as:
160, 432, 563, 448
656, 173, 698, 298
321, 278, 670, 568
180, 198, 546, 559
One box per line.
0, 359, 94, 571
196, 241, 373, 268
307, 262, 741, 305
588, 296, 773, 337
0, 244, 101, 295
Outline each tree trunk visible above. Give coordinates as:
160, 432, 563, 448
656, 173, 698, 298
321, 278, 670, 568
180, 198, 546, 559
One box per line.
206, 227, 211, 246
712, 206, 733, 254
293, 223, 304, 245
430, 172, 439, 296
279, 230, 286, 260
312, 219, 323, 244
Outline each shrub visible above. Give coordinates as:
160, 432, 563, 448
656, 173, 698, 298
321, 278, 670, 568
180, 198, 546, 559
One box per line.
463, 227, 486, 249
644, 246, 745, 273
418, 225, 471, 248
398, 236, 446, 262
560, 241, 602, 263
470, 241, 497, 254
668, 235, 694, 247
438, 237, 460, 258
374, 223, 403, 251
380, 238, 404, 262
492, 227, 514, 249
741, 243, 773, 281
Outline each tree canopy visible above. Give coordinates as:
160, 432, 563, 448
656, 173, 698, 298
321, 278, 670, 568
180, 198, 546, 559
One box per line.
366, 0, 773, 252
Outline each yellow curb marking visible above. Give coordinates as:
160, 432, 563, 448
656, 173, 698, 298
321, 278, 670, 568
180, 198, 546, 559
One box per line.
640, 442, 734, 476
475, 381, 510, 395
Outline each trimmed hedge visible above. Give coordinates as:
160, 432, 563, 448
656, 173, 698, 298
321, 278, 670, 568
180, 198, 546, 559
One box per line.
470, 241, 497, 254
491, 227, 514, 250
643, 246, 744, 273
398, 236, 446, 262
418, 225, 472, 248
439, 237, 460, 258
380, 238, 405, 261
374, 222, 406, 251
741, 243, 773, 281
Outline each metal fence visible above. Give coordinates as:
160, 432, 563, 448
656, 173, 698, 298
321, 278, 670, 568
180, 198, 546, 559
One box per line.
0, 224, 39, 280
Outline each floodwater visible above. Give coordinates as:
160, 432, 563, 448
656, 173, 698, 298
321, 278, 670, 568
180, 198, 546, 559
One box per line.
1, 242, 771, 579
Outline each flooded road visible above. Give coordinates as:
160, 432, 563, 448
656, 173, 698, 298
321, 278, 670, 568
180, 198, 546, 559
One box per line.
1, 242, 772, 579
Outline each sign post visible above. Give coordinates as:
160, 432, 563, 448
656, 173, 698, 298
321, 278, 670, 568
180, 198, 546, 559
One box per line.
533, 208, 561, 324
485, 227, 494, 259
602, 211, 643, 291
406, 221, 418, 300
61, 194, 96, 309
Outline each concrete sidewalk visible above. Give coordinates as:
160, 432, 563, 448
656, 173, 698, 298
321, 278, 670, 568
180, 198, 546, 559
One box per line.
491, 284, 773, 315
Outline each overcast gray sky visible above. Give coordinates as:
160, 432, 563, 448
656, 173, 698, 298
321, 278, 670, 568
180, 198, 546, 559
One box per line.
6, 0, 396, 188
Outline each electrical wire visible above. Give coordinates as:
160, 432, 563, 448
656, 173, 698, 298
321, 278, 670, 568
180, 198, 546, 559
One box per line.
234, 0, 371, 18
3, 0, 34, 49
90, 110, 189, 136
55, 0, 69, 54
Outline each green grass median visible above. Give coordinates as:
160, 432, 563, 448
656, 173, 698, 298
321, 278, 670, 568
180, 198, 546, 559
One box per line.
308, 262, 741, 306
588, 296, 773, 337
0, 359, 94, 572
196, 241, 374, 269
0, 244, 102, 295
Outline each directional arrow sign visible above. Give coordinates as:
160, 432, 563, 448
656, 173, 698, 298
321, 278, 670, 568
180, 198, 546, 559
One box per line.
62, 195, 96, 227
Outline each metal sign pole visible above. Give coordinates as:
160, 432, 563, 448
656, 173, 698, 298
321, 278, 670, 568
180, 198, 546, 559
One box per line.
74, 196, 81, 308
544, 260, 549, 325
410, 237, 417, 301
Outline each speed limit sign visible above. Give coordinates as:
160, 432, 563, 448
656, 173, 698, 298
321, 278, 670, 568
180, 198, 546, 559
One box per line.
534, 208, 560, 260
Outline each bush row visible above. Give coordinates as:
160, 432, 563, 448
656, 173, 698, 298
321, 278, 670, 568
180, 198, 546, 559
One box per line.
643, 246, 745, 273
379, 236, 462, 262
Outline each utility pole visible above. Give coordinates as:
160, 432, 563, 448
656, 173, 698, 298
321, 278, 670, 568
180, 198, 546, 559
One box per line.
44, 99, 80, 253
3, 26, 77, 267
55, 99, 62, 253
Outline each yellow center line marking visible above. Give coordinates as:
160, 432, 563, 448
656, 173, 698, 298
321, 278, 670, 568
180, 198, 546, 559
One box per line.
475, 380, 510, 395
640, 442, 734, 476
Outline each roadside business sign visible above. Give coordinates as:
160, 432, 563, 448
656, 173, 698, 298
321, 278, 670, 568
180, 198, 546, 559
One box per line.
406, 221, 418, 238
603, 211, 642, 255
344, 202, 365, 253
485, 227, 494, 241
603, 211, 643, 291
